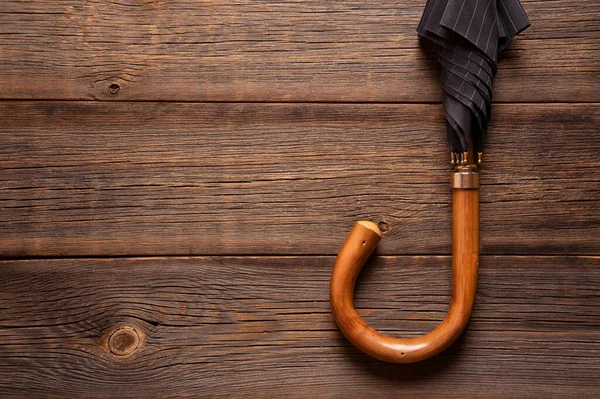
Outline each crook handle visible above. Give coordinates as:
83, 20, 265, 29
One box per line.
330, 170, 479, 363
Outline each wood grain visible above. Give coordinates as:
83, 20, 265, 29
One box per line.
0, 0, 597, 102
0, 256, 598, 398
1, 0, 597, 396
1, 102, 598, 257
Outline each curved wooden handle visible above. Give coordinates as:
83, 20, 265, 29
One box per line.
330, 187, 479, 363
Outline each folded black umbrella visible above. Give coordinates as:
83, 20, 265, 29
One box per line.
330, 0, 531, 364
417, 0, 530, 156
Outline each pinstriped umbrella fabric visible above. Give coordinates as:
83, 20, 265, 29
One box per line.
417, 0, 530, 153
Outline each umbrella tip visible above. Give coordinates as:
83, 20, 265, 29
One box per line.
357, 220, 382, 236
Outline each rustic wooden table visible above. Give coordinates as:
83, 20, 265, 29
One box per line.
1, 1, 598, 397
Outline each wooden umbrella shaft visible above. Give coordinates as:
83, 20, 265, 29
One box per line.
330, 165, 479, 363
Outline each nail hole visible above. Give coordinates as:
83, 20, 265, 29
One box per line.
401, 352, 405, 356
361, 240, 366, 246
108, 83, 121, 95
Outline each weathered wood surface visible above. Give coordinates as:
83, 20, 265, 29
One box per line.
1, 0, 599, 396
0, 256, 598, 398
1, 102, 598, 257
0, 0, 598, 102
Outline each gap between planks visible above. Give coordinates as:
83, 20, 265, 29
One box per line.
1, 254, 599, 262
0, 99, 600, 104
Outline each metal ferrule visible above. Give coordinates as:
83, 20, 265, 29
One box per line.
451, 165, 479, 189
450, 147, 480, 189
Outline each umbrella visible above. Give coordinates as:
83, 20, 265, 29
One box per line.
418, 0, 531, 159
330, 0, 530, 363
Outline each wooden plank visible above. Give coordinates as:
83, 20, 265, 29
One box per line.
0, 0, 597, 102
0, 256, 598, 398
1, 102, 598, 257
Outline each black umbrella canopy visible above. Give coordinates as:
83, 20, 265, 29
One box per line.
417, 0, 530, 157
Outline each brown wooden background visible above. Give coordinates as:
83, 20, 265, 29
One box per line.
1, 1, 598, 397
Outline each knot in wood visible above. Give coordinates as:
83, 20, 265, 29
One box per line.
377, 220, 390, 233
108, 326, 141, 357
